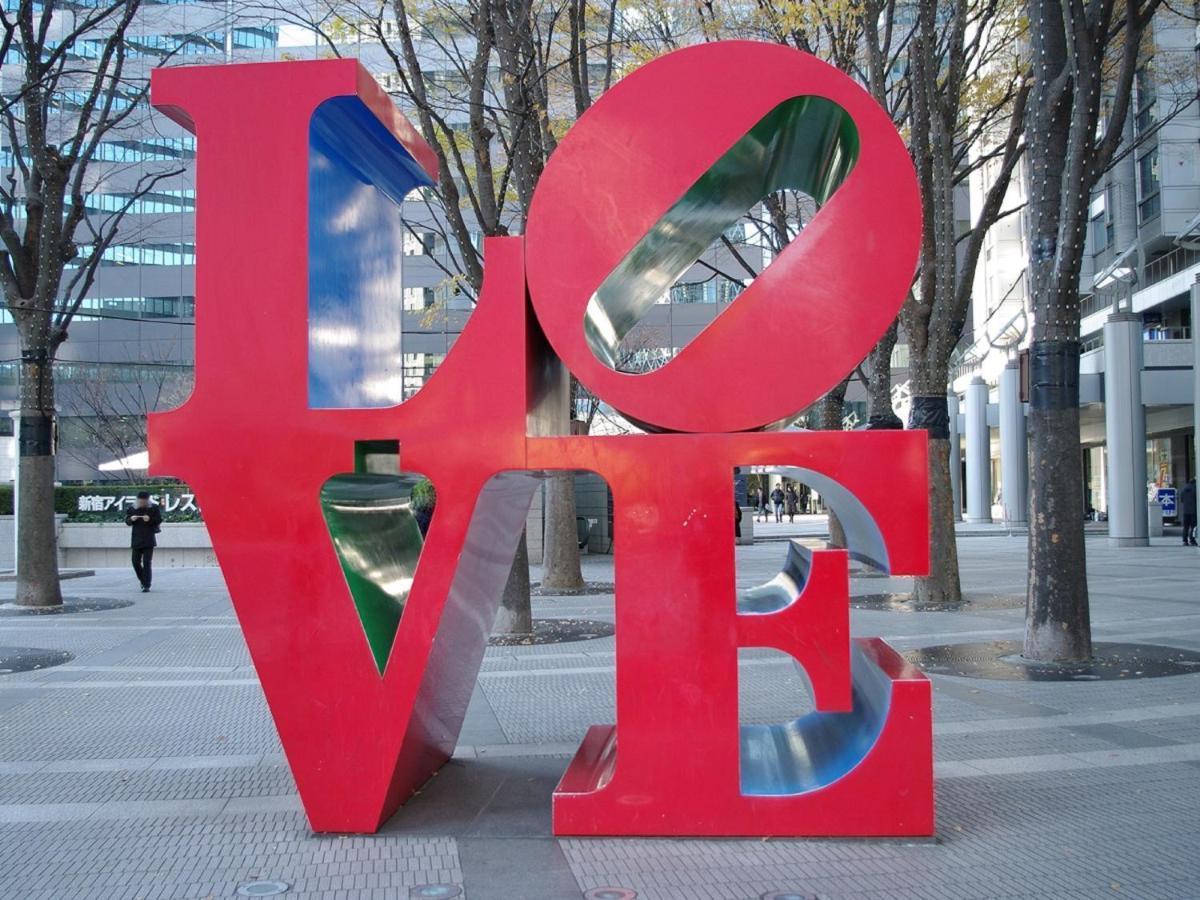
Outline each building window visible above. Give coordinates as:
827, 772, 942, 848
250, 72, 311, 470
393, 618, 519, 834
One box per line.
65, 242, 196, 268
667, 279, 744, 305
670, 282, 706, 304
403, 287, 436, 311
1135, 64, 1157, 135
1089, 189, 1112, 254
402, 352, 446, 398
84, 189, 196, 215
1138, 148, 1160, 224
403, 230, 439, 256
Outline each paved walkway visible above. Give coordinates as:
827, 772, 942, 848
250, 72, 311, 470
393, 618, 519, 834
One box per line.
1, 535, 1198, 899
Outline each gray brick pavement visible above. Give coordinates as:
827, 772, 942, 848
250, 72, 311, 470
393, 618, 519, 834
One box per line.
0, 535, 1197, 898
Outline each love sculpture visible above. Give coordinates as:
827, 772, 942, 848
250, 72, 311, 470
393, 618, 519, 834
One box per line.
148, 41, 933, 837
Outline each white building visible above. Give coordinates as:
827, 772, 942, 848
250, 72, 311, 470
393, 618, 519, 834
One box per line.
956, 7, 1199, 538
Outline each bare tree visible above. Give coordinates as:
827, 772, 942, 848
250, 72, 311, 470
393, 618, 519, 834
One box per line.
270, 0, 625, 627
60, 352, 191, 483
1021, 0, 1161, 660
0, 1, 188, 606
903, 0, 1029, 603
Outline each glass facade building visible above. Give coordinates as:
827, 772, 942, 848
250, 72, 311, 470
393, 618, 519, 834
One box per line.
0, 3, 765, 480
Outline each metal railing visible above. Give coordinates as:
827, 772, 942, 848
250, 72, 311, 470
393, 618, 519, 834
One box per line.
1144, 325, 1191, 340
1073, 326, 1190, 358
1143, 243, 1200, 289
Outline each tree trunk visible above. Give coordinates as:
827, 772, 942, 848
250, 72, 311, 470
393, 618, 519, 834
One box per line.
1023, 342, 1091, 661
494, 530, 533, 635
813, 378, 850, 549
540, 417, 586, 591
828, 508, 847, 550
866, 320, 902, 430
913, 435, 962, 604
541, 470, 585, 590
1021, 0, 1093, 662
15, 353, 63, 608
906, 393, 963, 604
16, 438, 63, 608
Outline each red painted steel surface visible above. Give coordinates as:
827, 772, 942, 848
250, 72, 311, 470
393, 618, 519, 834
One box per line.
525, 41, 921, 434
555, 639, 934, 837
148, 45, 933, 838
528, 434, 932, 835
150, 59, 539, 833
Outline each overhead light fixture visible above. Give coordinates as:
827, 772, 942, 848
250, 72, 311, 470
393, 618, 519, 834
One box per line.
1092, 241, 1138, 290
1173, 209, 1200, 249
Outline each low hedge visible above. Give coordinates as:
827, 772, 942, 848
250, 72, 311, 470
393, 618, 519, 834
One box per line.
0, 482, 202, 522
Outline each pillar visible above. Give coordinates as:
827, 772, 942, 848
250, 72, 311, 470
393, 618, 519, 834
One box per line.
1104, 312, 1148, 546
998, 360, 1028, 525
964, 377, 992, 524
947, 393, 962, 520
1192, 278, 1200, 481
9, 410, 18, 568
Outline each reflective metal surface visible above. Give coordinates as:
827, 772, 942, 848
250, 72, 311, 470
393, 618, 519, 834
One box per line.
309, 96, 434, 408
586, 96, 857, 370
736, 540, 814, 614
320, 473, 425, 674
740, 642, 888, 796
748, 458, 890, 572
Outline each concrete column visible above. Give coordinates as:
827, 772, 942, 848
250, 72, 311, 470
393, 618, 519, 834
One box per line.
998, 360, 1028, 525
1192, 278, 1200, 481
964, 377, 992, 524
947, 393, 962, 520
1104, 312, 1149, 546
10, 410, 18, 568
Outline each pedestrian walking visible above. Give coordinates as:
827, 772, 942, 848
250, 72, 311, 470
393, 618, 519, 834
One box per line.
734, 500, 742, 539
1180, 477, 1197, 547
770, 485, 785, 523
126, 491, 162, 592
785, 484, 799, 523
754, 487, 769, 522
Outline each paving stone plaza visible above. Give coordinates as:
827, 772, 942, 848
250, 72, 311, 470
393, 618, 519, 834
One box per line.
1, 527, 1198, 900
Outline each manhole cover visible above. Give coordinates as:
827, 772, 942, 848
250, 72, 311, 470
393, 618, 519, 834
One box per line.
904, 641, 1200, 681
489, 618, 614, 646
584, 890, 637, 900
410, 887, 462, 899
762, 893, 812, 900
0, 646, 73, 675
0, 597, 133, 617
235, 881, 289, 897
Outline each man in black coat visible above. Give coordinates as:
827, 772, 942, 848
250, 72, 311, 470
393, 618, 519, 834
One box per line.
1180, 477, 1197, 547
126, 491, 162, 592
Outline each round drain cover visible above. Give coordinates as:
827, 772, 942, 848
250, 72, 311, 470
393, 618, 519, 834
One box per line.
410, 887, 462, 899
904, 641, 1200, 681
236, 881, 289, 897
0, 597, 133, 617
762, 893, 811, 900
0, 646, 72, 675
852, 592, 1022, 612
489, 618, 615, 646
585, 890, 637, 900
